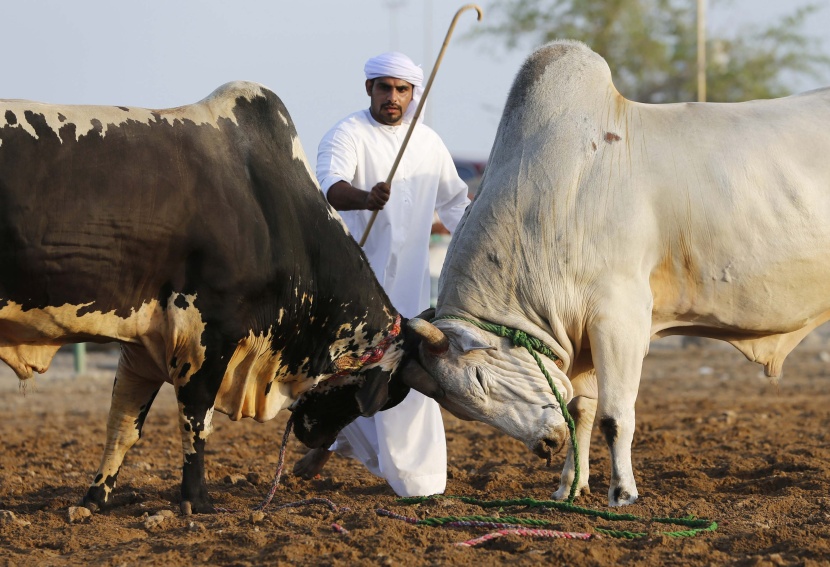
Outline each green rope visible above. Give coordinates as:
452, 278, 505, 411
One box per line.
400, 495, 718, 539
432, 315, 580, 502
417, 515, 557, 528
423, 315, 719, 539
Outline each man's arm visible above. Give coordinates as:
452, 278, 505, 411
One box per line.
326, 180, 391, 211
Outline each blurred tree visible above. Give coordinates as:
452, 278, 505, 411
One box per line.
473, 0, 830, 102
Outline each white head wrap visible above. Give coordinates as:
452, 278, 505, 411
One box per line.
364, 51, 425, 124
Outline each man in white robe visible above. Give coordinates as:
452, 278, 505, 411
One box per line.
293, 51, 469, 497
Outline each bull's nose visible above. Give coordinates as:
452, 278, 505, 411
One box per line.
533, 427, 569, 466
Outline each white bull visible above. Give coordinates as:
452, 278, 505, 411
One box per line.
405, 40, 830, 506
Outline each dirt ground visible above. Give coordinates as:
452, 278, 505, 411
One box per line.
1, 332, 829, 566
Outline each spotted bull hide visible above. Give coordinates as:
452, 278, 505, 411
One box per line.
0, 82, 413, 513
407, 40, 830, 506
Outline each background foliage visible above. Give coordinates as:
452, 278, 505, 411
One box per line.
473, 0, 830, 102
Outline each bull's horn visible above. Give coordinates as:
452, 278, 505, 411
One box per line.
407, 318, 449, 355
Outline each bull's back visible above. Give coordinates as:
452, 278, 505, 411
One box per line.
629, 91, 830, 332
0, 84, 281, 340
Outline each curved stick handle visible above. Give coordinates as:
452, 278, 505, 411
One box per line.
358, 4, 483, 247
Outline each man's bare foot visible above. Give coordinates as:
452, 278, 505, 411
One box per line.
293, 448, 333, 479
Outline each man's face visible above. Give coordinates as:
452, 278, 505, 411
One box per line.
366, 77, 414, 126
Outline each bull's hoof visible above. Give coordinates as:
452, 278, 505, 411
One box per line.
609, 485, 638, 507
180, 499, 216, 515
81, 487, 108, 512
552, 482, 590, 501
293, 448, 333, 479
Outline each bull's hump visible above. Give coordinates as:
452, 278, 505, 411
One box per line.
0, 81, 268, 144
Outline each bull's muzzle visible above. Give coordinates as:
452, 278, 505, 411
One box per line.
533, 427, 569, 466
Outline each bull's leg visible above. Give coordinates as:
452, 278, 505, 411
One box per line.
83, 348, 164, 511
173, 333, 236, 515
589, 302, 649, 507
553, 363, 599, 501
553, 395, 597, 500
175, 397, 215, 515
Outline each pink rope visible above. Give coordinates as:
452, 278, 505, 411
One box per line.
455, 528, 596, 547
376, 508, 419, 524
332, 523, 350, 534
272, 498, 348, 512
252, 417, 295, 511
218, 419, 350, 516
251, 419, 350, 513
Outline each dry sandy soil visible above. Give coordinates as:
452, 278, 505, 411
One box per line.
1, 332, 829, 566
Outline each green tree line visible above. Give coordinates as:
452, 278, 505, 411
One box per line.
473, 0, 830, 102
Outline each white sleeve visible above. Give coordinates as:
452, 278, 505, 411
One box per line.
433, 143, 471, 234
316, 126, 357, 196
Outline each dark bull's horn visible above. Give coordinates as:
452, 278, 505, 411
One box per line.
407, 317, 449, 355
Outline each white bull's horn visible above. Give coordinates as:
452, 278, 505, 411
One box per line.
407, 318, 449, 355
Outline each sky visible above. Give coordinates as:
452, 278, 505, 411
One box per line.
3, 1, 829, 167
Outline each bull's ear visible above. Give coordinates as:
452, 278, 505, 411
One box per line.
354, 367, 391, 416
457, 327, 494, 353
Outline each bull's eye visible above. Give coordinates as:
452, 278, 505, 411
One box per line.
474, 368, 488, 395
